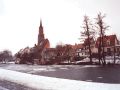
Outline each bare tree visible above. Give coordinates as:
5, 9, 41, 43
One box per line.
15, 47, 34, 64
64, 44, 73, 64
55, 44, 65, 64
95, 12, 109, 65
81, 15, 95, 64
0, 50, 13, 63
113, 42, 116, 64
55, 44, 74, 64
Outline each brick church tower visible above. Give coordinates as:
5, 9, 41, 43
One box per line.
37, 20, 50, 48
32, 19, 50, 64
38, 20, 45, 45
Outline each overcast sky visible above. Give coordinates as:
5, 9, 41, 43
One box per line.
0, 0, 120, 54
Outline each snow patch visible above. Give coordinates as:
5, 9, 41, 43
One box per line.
33, 68, 47, 71
85, 80, 93, 82
60, 68, 68, 70
33, 68, 56, 72
97, 77, 103, 79
0, 86, 9, 90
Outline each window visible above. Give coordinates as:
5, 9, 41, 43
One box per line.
107, 40, 110, 46
117, 48, 119, 52
107, 48, 111, 52
107, 48, 111, 55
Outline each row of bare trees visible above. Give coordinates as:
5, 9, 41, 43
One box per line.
55, 44, 75, 64
15, 45, 75, 65
15, 47, 34, 64
81, 12, 109, 65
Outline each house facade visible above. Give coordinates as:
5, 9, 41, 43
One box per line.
74, 35, 120, 57
95, 35, 120, 56
73, 37, 97, 57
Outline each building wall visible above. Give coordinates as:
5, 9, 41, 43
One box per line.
91, 47, 98, 53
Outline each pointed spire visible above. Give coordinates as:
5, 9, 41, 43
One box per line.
39, 19, 43, 32
40, 19, 42, 27
38, 19, 44, 45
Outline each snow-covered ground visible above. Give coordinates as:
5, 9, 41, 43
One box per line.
0, 86, 9, 90
76, 56, 120, 64
0, 68, 120, 90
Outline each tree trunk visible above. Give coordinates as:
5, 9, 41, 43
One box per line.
101, 35, 106, 65
113, 45, 116, 64
98, 35, 102, 65
88, 42, 92, 64
86, 22, 92, 64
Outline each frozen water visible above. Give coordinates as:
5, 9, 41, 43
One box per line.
0, 68, 119, 90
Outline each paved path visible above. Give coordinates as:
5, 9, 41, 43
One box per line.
0, 68, 120, 90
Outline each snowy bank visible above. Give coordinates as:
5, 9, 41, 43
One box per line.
0, 68, 119, 90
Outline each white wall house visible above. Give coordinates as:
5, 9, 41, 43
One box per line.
74, 35, 120, 57
95, 35, 120, 56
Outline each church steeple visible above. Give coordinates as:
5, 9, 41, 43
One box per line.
40, 19, 42, 28
39, 19, 43, 33
38, 19, 45, 45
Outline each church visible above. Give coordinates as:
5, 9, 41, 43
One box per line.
37, 20, 50, 48
15, 19, 72, 65
33, 20, 50, 64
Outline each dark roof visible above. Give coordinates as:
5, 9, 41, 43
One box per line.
44, 48, 57, 53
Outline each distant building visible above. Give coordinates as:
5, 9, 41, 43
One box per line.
72, 44, 85, 56
83, 37, 97, 55
74, 35, 120, 57
37, 20, 50, 48
43, 48, 57, 62
33, 20, 50, 64
95, 35, 120, 55
73, 37, 96, 57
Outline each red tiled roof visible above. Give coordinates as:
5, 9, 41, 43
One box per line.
95, 35, 119, 47
72, 44, 84, 49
